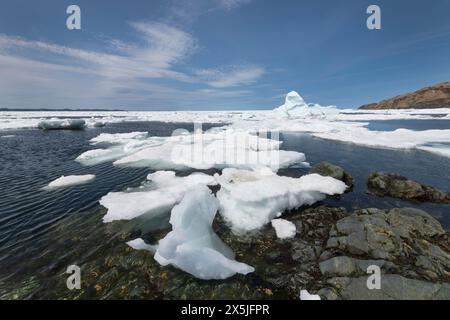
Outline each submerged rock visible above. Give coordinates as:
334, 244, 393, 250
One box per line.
310, 161, 354, 188
367, 172, 450, 203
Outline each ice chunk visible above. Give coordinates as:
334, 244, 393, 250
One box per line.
47, 174, 95, 188
126, 238, 157, 253
300, 290, 321, 300
75, 148, 125, 165
215, 168, 347, 233
90, 132, 148, 145
38, 119, 86, 130
100, 171, 217, 222
271, 218, 296, 239
153, 185, 254, 280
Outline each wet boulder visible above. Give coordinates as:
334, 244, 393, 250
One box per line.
367, 172, 450, 203
310, 161, 353, 188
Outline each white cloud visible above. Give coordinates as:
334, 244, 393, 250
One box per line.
195, 65, 265, 88
0, 20, 264, 109
216, 0, 252, 10
0, 22, 196, 82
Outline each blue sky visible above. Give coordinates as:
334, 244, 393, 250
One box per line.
0, 0, 450, 110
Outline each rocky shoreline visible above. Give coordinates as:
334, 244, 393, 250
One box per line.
1, 163, 449, 300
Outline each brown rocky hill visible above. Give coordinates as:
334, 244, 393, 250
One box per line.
359, 82, 450, 110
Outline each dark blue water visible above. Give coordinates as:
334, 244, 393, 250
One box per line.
0, 122, 219, 285
0, 119, 449, 298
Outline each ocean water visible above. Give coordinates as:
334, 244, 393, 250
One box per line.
366, 119, 450, 131
0, 119, 449, 298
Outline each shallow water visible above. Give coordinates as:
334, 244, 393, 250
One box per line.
0, 119, 449, 298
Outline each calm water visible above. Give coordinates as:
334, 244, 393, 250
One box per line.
0, 120, 449, 298
366, 119, 450, 131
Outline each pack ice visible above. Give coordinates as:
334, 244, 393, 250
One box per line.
77, 129, 309, 171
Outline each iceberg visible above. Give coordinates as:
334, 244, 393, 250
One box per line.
215, 168, 347, 233
153, 185, 254, 280
271, 218, 296, 239
38, 119, 86, 130
273, 91, 339, 119
100, 171, 217, 222
46, 174, 95, 188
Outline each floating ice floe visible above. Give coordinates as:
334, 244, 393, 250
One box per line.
78, 128, 309, 172
100, 171, 217, 222
300, 290, 321, 301
313, 127, 450, 151
273, 91, 339, 119
90, 131, 149, 144
152, 185, 254, 280
215, 168, 347, 233
46, 174, 95, 189
271, 218, 296, 239
0, 135, 16, 138
38, 119, 86, 130
416, 144, 450, 158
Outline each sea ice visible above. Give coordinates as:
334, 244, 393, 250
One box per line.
100, 171, 217, 222
153, 185, 255, 280
80, 128, 309, 172
300, 290, 321, 300
90, 131, 148, 145
47, 174, 95, 188
417, 144, 450, 158
313, 127, 450, 151
126, 238, 157, 253
271, 218, 296, 239
215, 168, 347, 233
38, 119, 86, 130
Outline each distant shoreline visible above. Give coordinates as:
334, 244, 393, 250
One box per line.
0, 108, 124, 112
